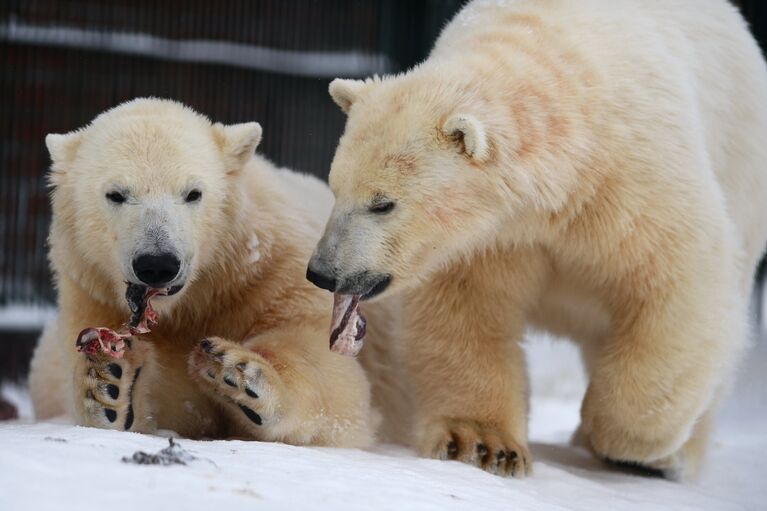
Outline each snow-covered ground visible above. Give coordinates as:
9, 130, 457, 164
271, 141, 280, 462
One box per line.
1, 332, 765, 511
0, 304, 56, 331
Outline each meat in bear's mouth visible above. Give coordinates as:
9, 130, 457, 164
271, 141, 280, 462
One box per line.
75, 284, 168, 358
329, 294, 366, 357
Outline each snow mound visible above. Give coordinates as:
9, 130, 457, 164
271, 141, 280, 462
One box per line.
1, 334, 765, 510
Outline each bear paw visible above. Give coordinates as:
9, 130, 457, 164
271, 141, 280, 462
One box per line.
418, 418, 531, 477
188, 337, 281, 433
79, 343, 145, 431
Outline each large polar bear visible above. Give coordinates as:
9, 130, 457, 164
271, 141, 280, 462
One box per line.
29, 98, 383, 447
307, 0, 767, 478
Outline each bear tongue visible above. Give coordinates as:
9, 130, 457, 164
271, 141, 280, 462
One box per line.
329, 294, 366, 357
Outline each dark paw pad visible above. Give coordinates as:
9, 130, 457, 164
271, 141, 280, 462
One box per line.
238, 404, 262, 426
106, 384, 120, 400
104, 408, 117, 423
107, 363, 122, 379
124, 405, 135, 430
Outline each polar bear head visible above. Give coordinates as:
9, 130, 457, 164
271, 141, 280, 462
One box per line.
46, 98, 262, 309
309, 74, 553, 300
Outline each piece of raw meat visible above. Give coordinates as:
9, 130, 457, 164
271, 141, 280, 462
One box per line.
75, 284, 167, 359
329, 294, 366, 357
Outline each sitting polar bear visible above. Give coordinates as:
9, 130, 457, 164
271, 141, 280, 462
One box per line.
307, 0, 767, 478
29, 98, 403, 447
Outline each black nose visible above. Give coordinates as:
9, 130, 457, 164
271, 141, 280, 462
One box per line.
132, 253, 181, 288
306, 265, 337, 292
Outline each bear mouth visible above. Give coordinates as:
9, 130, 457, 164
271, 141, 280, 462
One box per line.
360, 274, 392, 301
329, 294, 366, 357
125, 283, 170, 329
326, 275, 390, 356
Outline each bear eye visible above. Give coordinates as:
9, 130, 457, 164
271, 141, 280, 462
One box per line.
369, 200, 395, 214
106, 191, 126, 204
185, 189, 202, 203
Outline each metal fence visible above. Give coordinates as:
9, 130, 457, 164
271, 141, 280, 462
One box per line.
0, 0, 462, 305
0, 0, 764, 307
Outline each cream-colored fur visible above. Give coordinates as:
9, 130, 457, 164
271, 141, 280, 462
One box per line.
313, 0, 767, 478
28, 98, 377, 447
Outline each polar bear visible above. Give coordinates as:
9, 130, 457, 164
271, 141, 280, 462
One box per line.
28, 98, 377, 447
307, 0, 767, 478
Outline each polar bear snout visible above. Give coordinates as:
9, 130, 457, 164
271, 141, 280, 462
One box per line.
306, 264, 337, 292
340, 272, 391, 300
306, 258, 392, 300
132, 252, 182, 288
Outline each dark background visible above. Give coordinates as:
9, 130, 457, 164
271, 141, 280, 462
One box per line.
0, 1, 765, 381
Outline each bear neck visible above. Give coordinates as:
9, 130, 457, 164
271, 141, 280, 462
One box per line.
152, 159, 327, 340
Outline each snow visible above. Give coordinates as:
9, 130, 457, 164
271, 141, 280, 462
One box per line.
1, 333, 766, 511
0, 304, 56, 330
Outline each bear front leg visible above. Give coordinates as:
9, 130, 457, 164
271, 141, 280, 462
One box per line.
405, 248, 547, 477
188, 324, 374, 447
73, 336, 155, 432
580, 274, 746, 480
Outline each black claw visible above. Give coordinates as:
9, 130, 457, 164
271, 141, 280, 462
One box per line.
200, 339, 212, 352
446, 440, 458, 459
206, 369, 216, 379
496, 451, 507, 462
238, 404, 262, 425
508, 451, 518, 468
235, 363, 246, 372
223, 375, 237, 388
107, 363, 122, 379
124, 404, 134, 430
245, 386, 258, 399
106, 384, 120, 400
477, 443, 489, 458
104, 408, 117, 423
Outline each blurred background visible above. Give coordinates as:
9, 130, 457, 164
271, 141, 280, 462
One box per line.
0, 1, 765, 386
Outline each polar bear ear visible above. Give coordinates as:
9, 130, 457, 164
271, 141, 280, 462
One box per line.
45, 131, 83, 186
442, 114, 489, 161
46, 132, 82, 164
213, 122, 262, 169
329, 78, 367, 114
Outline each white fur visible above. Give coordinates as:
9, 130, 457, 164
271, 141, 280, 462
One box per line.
315, 0, 767, 478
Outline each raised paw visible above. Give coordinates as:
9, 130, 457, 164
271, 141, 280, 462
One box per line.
419, 418, 531, 477
188, 337, 282, 433
80, 354, 143, 431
